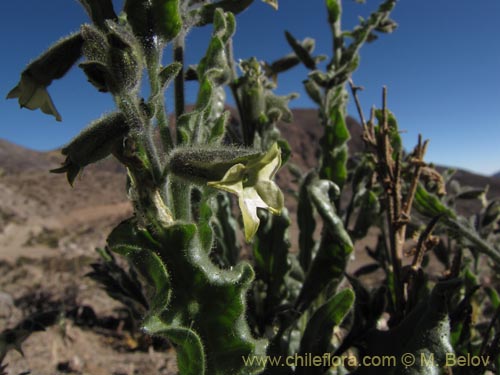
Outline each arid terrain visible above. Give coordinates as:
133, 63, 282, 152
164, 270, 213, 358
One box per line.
1, 109, 499, 375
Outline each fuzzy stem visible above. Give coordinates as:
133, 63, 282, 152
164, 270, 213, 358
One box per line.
168, 177, 191, 221
147, 48, 174, 152
174, 31, 186, 131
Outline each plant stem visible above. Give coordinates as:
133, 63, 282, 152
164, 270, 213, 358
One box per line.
378, 86, 405, 317
169, 177, 191, 221
348, 78, 367, 128
174, 31, 186, 132
331, 0, 343, 70
146, 47, 174, 152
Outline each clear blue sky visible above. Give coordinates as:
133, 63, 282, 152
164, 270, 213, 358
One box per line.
1, 1, 499, 175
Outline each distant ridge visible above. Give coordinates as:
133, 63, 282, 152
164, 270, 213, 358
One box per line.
0, 139, 53, 173
1, 108, 498, 211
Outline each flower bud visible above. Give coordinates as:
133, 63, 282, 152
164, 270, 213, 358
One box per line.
51, 112, 129, 185
106, 22, 143, 93
168, 146, 261, 185
153, 0, 182, 42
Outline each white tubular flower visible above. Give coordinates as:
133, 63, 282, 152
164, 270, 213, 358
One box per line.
207, 143, 284, 241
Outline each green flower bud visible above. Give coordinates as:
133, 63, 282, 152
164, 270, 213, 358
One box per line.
168, 146, 262, 185
81, 24, 109, 64
106, 22, 143, 93
7, 32, 84, 121
51, 112, 129, 185
79, 25, 112, 92
153, 0, 182, 42
124, 0, 182, 46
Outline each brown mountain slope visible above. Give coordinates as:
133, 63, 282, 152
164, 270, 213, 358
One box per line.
0, 139, 54, 173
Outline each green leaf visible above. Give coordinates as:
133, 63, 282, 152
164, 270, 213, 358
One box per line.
297, 171, 317, 272
296, 289, 354, 375
352, 189, 380, 239
356, 279, 461, 375
144, 223, 267, 375
107, 219, 170, 314
222, 12, 236, 43
198, 194, 214, 253
482, 200, 500, 228
485, 287, 500, 310
319, 107, 350, 189
198, 37, 229, 84
325, 0, 341, 25
414, 183, 455, 219
143, 318, 206, 375
295, 179, 352, 312
285, 31, 316, 70
153, 0, 182, 42
207, 110, 229, 143
86, 248, 149, 318
211, 192, 241, 267
253, 210, 291, 311
303, 78, 323, 105
159, 62, 182, 90
444, 216, 500, 264
192, 0, 254, 27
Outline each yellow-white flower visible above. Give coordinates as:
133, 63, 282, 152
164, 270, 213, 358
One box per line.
7, 73, 62, 121
207, 143, 284, 241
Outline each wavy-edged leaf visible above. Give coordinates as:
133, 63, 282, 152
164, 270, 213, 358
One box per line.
414, 183, 455, 219
191, 0, 253, 27
297, 171, 317, 272
352, 189, 380, 239
107, 219, 170, 314
356, 279, 461, 375
151, 223, 268, 375
319, 107, 350, 189
296, 289, 354, 375
159, 61, 182, 89
253, 209, 291, 312
295, 179, 352, 312
143, 316, 205, 375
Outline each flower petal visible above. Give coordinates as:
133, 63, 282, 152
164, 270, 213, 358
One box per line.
250, 142, 281, 181
207, 163, 245, 196
7, 74, 62, 121
240, 188, 268, 241
254, 180, 284, 215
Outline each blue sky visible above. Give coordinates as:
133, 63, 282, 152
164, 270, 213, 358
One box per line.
1, 1, 499, 175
